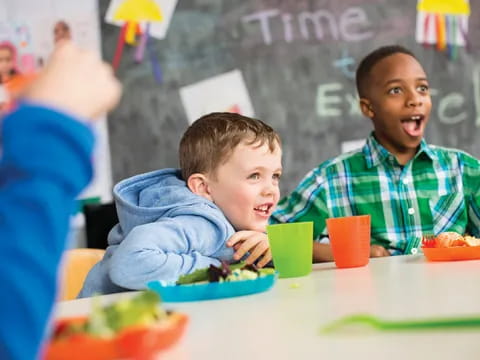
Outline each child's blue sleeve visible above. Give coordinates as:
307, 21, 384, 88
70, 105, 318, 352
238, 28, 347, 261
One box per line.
0, 104, 94, 360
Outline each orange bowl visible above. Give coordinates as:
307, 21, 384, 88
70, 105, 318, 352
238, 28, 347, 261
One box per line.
116, 313, 188, 359
42, 312, 188, 360
423, 246, 480, 262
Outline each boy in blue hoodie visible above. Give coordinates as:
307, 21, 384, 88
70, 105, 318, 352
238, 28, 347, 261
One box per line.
80, 112, 282, 296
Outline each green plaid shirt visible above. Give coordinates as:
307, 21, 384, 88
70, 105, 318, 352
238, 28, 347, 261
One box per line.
271, 134, 480, 255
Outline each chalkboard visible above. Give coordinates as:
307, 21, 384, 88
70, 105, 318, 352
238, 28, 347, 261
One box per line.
99, 0, 480, 196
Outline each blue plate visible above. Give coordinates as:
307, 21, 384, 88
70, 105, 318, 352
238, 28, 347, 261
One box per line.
147, 274, 277, 302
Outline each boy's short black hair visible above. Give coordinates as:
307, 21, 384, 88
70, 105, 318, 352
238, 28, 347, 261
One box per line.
356, 45, 417, 98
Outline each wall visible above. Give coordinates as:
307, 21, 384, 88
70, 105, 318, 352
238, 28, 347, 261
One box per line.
100, 0, 480, 195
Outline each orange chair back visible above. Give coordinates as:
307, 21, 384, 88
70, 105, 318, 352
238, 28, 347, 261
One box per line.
59, 248, 105, 300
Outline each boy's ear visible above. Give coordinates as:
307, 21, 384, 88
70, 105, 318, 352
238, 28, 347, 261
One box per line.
359, 98, 374, 118
187, 173, 213, 201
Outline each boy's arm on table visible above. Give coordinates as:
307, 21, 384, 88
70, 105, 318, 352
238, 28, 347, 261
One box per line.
109, 215, 231, 289
227, 231, 271, 268
314, 240, 390, 262
312, 243, 334, 262
370, 244, 390, 257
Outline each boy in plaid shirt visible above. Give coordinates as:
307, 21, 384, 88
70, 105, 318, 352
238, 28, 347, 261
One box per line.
271, 45, 480, 261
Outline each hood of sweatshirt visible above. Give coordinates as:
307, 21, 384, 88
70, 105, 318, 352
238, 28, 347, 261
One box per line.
112, 168, 230, 239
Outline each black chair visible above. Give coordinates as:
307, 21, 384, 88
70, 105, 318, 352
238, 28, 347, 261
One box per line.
83, 202, 119, 249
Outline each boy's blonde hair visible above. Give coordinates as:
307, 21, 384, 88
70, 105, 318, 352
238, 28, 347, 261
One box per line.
179, 112, 281, 181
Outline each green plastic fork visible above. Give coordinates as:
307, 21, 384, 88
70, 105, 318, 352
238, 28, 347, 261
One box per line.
321, 314, 480, 334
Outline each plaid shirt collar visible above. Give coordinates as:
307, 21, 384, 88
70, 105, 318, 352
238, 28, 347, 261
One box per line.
362, 132, 436, 169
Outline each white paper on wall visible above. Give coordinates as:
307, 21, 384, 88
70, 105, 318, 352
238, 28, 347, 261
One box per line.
0, 0, 113, 205
179, 69, 255, 124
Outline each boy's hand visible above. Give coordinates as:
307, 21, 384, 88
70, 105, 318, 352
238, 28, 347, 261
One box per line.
24, 41, 122, 120
227, 231, 272, 268
370, 244, 390, 257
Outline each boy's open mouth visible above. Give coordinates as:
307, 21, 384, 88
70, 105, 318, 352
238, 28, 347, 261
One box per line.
401, 114, 424, 137
254, 203, 273, 216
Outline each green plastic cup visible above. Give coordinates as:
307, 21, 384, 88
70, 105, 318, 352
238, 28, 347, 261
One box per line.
266, 222, 313, 278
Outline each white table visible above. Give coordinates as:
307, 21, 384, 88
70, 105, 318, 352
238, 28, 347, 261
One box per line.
54, 255, 480, 360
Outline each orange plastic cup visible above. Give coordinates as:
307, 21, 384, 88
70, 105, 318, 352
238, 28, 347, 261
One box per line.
326, 215, 371, 268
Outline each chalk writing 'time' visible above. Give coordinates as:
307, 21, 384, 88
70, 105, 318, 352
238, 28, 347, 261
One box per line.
242, 7, 373, 45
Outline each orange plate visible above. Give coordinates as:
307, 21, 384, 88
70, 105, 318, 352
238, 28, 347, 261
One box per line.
423, 246, 480, 261
42, 312, 188, 360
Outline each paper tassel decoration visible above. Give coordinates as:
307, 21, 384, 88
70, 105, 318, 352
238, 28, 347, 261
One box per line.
111, 0, 163, 82
415, 0, 470, 59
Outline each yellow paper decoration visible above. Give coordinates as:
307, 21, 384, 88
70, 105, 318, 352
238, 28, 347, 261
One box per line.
416, 0, 470, 59
113, 0, 163, 22
125, 22, 137, 45
417, 0, 470, 15
110, 0, 164, 80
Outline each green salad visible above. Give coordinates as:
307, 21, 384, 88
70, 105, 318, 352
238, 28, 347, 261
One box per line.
176, 261, 275, 285
54, 291, 165, 339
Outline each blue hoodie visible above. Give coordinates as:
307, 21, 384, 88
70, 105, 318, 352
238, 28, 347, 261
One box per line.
79, 168, 236, 297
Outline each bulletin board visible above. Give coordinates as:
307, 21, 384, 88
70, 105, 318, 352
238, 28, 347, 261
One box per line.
0, 0, 113, 210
